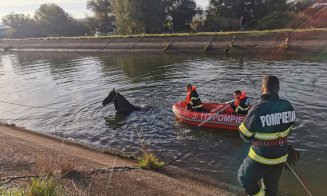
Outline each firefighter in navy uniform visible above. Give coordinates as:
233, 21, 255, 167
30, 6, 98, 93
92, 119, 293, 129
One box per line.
238, 76, 296, 196
186, 83, 203, 111
230, 90, 250, 115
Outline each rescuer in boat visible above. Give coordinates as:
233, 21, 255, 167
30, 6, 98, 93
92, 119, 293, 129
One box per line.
230, 90, 250, 115
237, 76, 297, 196
186, 83, 203, 111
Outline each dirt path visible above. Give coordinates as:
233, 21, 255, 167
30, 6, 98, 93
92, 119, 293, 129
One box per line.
0, 124, 234, 195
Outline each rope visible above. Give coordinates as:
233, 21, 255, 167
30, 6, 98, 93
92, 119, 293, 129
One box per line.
285, 162, 313, 196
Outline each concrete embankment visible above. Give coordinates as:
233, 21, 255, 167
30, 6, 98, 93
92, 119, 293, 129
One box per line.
0, 29, 326, 55
0, 123, 236, 195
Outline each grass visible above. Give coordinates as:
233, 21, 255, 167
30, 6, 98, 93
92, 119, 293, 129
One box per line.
0, 178, 65, 196
36, 154, 75, 176
26, 178, 65, 196
0, 188, 25, 196
137, 153, 165, 170
13, 27, 327, 40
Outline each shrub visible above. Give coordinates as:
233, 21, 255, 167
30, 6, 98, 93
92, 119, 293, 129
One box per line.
0, 178, 65, 196
36, 155, 75, 176
137, 153, 165, 170
0, 188, 24, 196
26, 178, 65, 196
256, 11, 295, 30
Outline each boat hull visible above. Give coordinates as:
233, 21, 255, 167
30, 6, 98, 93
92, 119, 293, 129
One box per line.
172, 101, 245, 131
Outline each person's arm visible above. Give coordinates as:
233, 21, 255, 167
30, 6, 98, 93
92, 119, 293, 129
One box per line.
230, 101, 236, 111
235, 99, 250, 114
238, 107, 257, 142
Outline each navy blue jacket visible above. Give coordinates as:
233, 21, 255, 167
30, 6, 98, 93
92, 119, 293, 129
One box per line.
239, 93, 296, 165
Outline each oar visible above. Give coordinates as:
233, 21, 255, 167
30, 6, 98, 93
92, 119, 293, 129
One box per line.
191, 102, 232, 131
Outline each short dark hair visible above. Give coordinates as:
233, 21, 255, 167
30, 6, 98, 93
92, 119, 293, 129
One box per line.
262, 76, 280, 93
187, 83, 192, 89
234, 90, 241, 94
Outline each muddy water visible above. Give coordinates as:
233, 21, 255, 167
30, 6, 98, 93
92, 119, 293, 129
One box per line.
0, 52, 326, 195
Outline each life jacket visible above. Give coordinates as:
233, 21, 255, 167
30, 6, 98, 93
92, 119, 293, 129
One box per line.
234, 91, 247, 107
186, 86, 197, 103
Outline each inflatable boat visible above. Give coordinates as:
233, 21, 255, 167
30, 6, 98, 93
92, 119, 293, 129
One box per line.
172, 101, 246, 131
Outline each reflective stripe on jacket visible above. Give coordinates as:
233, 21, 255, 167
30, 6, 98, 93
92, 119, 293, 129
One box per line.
238, 93, 295, 165
231, 91, 250, 114
186, 86, 203, 110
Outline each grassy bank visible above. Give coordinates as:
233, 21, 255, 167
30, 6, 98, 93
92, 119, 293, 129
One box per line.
3, 28, 326, 40
80, 27, 327, 39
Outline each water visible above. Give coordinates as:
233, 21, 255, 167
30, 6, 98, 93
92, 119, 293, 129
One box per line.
0, 51, 326, 195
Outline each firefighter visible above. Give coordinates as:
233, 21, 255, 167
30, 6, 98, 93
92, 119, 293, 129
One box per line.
238, 76, 296, 196
186, 83, 203, 111
230, 90, 250, 115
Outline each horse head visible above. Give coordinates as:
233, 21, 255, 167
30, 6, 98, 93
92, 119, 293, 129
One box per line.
102, 88, 143, 113
102, 88, 117, 106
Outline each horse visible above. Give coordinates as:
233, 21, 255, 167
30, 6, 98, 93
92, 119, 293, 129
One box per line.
102, 88, 141, 113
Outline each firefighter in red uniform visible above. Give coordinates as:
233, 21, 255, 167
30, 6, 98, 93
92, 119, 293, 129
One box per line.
186, 83, 203, 111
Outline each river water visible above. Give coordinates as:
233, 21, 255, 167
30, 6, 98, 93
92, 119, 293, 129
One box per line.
0, 51, 326, 195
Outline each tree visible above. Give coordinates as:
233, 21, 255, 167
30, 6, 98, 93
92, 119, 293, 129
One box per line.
141, 0, 166, 33
35, 3, 83, 36
166, 0, 199, 32
86, 0, 115, 32
206, 0, 288, 30
2, 4, 89, 38
2, 13, 40, 38
112, 0, 145, 34
112, 0, 199, 34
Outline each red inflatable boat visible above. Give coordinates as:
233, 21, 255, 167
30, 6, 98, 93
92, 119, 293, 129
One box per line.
172, 101, 246, 131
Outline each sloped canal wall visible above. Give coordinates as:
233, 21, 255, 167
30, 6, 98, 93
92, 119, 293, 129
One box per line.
0, 30, 326, 55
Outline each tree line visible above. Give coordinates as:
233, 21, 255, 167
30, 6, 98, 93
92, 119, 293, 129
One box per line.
1, 0, 325, 38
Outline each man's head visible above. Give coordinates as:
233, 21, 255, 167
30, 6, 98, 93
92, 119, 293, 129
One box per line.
262, 76, 280, 94
186, 83, 192, 92
234, 90, 242, 99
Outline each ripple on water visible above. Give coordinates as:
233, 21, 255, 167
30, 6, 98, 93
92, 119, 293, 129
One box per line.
0, 52, 326, 195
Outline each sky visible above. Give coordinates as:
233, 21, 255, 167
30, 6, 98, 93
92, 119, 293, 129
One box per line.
0, 0, 210, 19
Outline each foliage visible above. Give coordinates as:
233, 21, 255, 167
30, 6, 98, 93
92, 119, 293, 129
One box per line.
0, 178, 65, 196
2, 13, 41, 38
112, 0, 145, 34
102, 0, 199, 34
26, 178, 65, 196
138, 153, 165, 170
206, 0, 288, 30
168, 0, 199, 32
256, 11, 295, 30
1, 0, 325, 37
141, 0, 166, 33
0, 188, 24, 196
2, 4, 89, 38
35, 4, 88, 36
36, 154, 76, 176
204, 15, 239, 32
86, 0, 115, 32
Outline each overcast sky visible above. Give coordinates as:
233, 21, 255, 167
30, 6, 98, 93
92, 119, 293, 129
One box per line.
0, 0, 210, 19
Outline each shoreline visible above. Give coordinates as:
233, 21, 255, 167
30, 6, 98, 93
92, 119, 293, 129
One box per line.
0, 123, 238, 195
1, 29, 326, 55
